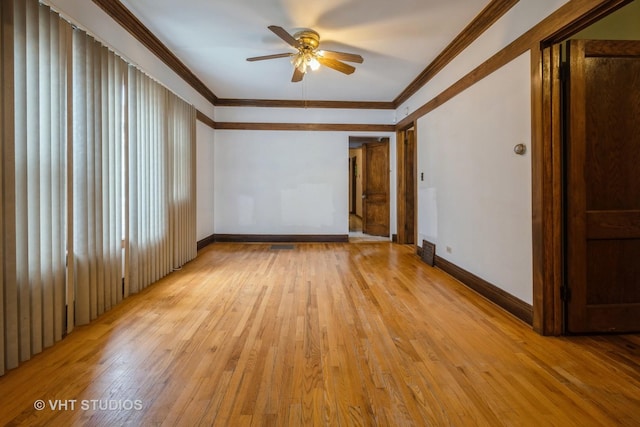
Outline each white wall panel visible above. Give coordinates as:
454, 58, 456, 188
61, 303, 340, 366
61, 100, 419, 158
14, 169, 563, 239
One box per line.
196, 122, 215, 240
417, 53, 532, 303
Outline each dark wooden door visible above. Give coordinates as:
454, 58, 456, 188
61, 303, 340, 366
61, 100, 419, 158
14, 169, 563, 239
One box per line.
362, 141, 389, 237
566, 39, 640, 333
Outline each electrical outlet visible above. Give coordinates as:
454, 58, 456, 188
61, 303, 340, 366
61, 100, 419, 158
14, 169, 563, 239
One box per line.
446, 246, 452, 254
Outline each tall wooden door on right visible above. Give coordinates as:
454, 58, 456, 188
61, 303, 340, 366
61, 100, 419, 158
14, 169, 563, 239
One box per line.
566, 39, 640, 333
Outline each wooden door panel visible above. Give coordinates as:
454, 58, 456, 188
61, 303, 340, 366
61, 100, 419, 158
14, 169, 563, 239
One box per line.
566, 39, 640, 333
364, 203, 386, 234
586, 210, 640, 239
586, 240, 640, 304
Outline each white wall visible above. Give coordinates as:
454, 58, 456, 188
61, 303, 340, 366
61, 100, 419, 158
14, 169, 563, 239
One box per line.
196, 122, 215, 240
214, 130, 395, 236
418, 53, 532, 303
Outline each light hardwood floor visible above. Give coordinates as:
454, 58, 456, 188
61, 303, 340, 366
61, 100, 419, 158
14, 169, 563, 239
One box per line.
0, 243, 639, 426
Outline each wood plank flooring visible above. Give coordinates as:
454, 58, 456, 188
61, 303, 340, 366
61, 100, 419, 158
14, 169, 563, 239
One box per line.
0, 242, 639, 426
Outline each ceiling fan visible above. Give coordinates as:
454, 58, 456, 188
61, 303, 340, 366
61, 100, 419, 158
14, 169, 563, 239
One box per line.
246, 25, 364, 83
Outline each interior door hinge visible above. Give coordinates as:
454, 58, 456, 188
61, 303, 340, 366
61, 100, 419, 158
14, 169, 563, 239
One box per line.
560, 286, 571, 301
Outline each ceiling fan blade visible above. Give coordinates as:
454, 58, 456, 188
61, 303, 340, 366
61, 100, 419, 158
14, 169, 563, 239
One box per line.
246, 53, 294, 62
317, 57, 356, 75
268, 25, 299, 48
291, 67, 304, 82
319, 50, 363, 64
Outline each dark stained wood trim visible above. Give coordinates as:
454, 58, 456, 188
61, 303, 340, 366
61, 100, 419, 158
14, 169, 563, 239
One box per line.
196, 113, 395, 133
394, 0, 519, 107
216, 98, 394, 110
197, 234, 216, 251
435, 256, 533, 326
215, 122, 395, 132
349, 136, 388, 144
214, 234, 349, 243
91, 0, 218, 105
395, 0, 631, 130
196, 110, 216, 130
532, 44, 565, 336
396, 129, 406, 243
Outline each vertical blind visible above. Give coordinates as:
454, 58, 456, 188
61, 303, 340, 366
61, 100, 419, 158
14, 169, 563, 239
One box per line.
168, 95, 197, 269
0, 0, 197, 376
126, 67, 197, 296
0, 0, 69, 375
127, 67, 172, 294
71, 29, 127, 326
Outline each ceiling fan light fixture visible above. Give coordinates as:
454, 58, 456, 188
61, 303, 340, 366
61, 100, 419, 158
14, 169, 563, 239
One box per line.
292, 52, 320, 74
249, 26, 363, 82
308, 55, 320, 71
291, 54, 306, 73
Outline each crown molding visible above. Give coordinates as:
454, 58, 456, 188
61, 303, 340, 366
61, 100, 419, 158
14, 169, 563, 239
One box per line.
91, 0, 514, 112
216, 98, 394, 110
214, 122, 395, 132
197, 111, 395, 133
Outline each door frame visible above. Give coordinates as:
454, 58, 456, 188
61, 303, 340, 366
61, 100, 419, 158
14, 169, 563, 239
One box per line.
349, 156, 357, 214
396, 124, 417, 246
532, 0, 632, 335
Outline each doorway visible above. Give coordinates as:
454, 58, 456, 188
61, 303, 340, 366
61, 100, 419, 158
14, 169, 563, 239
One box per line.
348, 137, 390, 240
537, 0, 640, 334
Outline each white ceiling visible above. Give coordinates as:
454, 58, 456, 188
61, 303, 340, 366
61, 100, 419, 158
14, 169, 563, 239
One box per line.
119, 0, 490, 102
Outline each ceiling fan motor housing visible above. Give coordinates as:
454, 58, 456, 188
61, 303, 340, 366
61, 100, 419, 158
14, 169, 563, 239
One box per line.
294, 29, 320, 50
